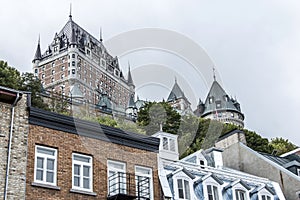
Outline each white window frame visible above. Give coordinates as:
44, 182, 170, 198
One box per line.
135, 166, 153, 200
258, 188, 274, 200
260, 194, 272, 200
107, 160, 126, 195
234, 189, 247, 200
162, 136, 177, 152
297, 168, 300, 176
34, 145, 57, 186
203, 178, 222, 200
175, 178, 191, 200
232, 183, 249, 200
72, 153, 93, 192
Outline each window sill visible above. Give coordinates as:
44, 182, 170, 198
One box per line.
70, 188, 97, 196
31, 182, 61, 190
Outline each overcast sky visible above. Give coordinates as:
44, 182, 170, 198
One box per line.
1, 0, 299, 146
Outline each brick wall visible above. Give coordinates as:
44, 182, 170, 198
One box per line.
26, 124, 160, 199
0, 94, 29, 200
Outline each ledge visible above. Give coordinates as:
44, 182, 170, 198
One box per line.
31, 182, 61, 190
70, 188, 97, 196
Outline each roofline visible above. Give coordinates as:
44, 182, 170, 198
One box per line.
280, 147, 300, 157
29, 107, 160, 152
239, 142, 300, 181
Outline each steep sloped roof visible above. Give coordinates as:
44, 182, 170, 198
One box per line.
33, 39, 42, 62
202, 81, 242, 116
167, 80, 189, 103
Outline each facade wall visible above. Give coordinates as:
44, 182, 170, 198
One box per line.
0, 94, 29, 199
26, 124, 160, 199
222, 142, 300, 200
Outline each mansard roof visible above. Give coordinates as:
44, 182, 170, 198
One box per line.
167, 80, 189, 104
202, 80, 243, 117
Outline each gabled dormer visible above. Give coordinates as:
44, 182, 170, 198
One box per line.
152, 131, 179, 161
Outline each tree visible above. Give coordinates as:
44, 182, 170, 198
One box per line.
270, 137, 297, 155
0, 60, 48, 109
137, 102, 181, 135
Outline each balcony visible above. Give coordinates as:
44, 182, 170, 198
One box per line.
107, 172, 151, 200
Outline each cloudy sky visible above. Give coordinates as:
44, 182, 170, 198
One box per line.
1, 0, 299, 146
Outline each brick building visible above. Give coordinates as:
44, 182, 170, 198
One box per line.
0, 86, 161, 200
0, 86, 29, 200
32, 13, 135, 112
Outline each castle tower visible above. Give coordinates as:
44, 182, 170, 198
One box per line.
200, 80, 245, 127
167, 79, 193, 115
32, 12, 133, 110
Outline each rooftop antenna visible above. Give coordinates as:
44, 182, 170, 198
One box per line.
213, 66, 216, 81
69, 3, 72, 19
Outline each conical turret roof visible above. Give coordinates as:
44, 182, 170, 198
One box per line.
33, 37, 42, 62
167, 79, 188, 103
202, 80, 243, 116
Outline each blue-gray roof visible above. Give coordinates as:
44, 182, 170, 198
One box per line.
202, 81, 243, 117
167, 80, 189, 103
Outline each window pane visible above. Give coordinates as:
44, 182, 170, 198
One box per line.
37, 147, 55, 156
169, 139, 175, 151
184, 180, 190, 199
83, 178, 90, 189
207, 185, 212, 194
74, 155, 90, 163
262, 196, 266, 200
47, 159, 54, 170
74, 164, 80, 175
83, 166, 90, 177
163, 137, 168, 150
36, 169, 43, 181
177, 179, 184, 198
37, 157, 44, 168
74, 176, 80, 187
46, 171, 54, 183
136, 167, 150, 175
213, 186, 219, 200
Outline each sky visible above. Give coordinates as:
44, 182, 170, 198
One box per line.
0, 0, 299, 146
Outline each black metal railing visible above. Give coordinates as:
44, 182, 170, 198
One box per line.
108, 172, 150, 200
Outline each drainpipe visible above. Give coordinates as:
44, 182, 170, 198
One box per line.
4, 92, 20, 200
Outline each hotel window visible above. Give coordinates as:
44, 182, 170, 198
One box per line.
42, 74, 45, 79
72, 61, 75, 66
261, 195, 271, 200
52, 70, 55, 75
72, 54, 75, 58
61, 74, 65, 79
177, 179, 190, 199
52, 62, 55, 67
72, 153, 93, 192
209, 97, 214, 104
135, 166, 153, 200
215, 100, 221, 109
61, 66, 65, 71
235, 190, 247, 200
72, 69, 75, 75
34, 68, 38, 74
51, 78, 54, 83
207, 185, 219, 200
34, 145, 57, 185
297, 168, 300, 176
107, 160, 126, 195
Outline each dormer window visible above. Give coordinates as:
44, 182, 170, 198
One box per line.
297, 168, 300, 176
177, 179, 190, 199
261, 195, 271, 200
209, 97, 214, 104
207, 185, 219, 200
162, 137, 176, 152
215, 100, 221, 109
235, 189, 246, 200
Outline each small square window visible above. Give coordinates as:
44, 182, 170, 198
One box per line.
72, 54, 75, 58
34, 146, 57, 186
72, 153, 93, 192
72, 69, 76, 75
72, 61, 75, 66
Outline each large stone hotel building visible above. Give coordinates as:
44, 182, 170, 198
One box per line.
32, 13, 135, 111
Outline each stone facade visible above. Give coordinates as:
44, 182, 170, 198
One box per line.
0, 91, 29, 200
25, 111, 160, 199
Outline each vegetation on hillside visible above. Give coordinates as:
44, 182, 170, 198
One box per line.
0, 60, 297, 156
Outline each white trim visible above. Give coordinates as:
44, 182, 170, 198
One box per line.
258, 188, 274, 200
72, 153, 93, 192
34, 145, 57, 186
107, 160, 126, 195
297, 168, 300, 176
135, 165, 154, 200
173, 172, 193, 200
280, 148, 300, 157
202, 176, 222, 200
232, 182, 250, 200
